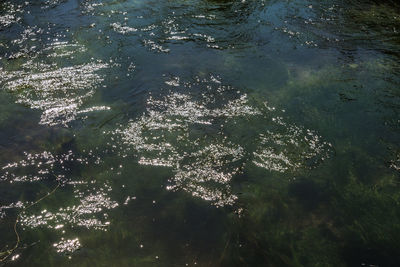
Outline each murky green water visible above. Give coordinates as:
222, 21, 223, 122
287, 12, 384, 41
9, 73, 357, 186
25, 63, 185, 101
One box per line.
0, 0, 399, 266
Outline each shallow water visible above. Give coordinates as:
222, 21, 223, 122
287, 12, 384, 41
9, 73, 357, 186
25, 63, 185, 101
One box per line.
0, 0, 399, 266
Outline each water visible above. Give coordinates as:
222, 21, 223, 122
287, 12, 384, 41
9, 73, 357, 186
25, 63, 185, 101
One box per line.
0, 0, 399, 266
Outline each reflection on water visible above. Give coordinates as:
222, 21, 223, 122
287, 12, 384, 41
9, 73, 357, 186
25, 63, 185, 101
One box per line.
253, 117, 331, 173
1, 40, 109, 127
2, 151, 64, 182
116, 75, 331, 206
0, 0, 399, 265
0, 2, 22, 29
0, 147, 118, 257
1, 150, 101, 183
20, 181, 118, 231
53, 238, 81, 255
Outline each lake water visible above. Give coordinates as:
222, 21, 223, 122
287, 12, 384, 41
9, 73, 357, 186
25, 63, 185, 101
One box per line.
0, 0, 399, 266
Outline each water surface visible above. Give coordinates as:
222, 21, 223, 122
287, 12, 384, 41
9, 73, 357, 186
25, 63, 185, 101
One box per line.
1, 0, 400, 266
